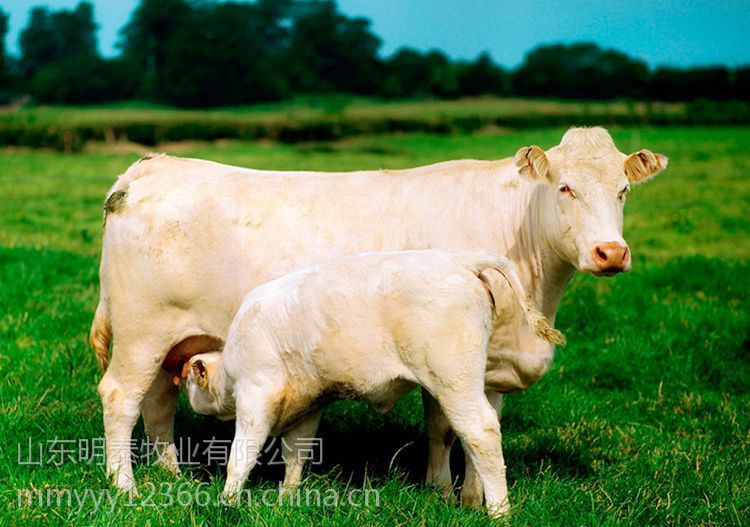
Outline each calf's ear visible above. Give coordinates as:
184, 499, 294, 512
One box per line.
514, 145, 553, 183
625, 149, 668, 184
191, 360, 209, 391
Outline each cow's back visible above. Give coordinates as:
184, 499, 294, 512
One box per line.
100, 154, 519, 349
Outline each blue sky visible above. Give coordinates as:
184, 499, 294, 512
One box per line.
3, 0, 750, 68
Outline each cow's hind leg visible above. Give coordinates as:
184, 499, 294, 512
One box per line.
423, 389, 456, 498
140, 369, 180, 474
98, 338, 169, 493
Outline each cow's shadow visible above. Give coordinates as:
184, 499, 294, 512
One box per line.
148, 392, 595, 487
165, 398, 431, 486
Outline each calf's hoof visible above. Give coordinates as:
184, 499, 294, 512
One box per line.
110, 473, 138, 498
281, 483, 301, 501
426, 482, 456, 503
460, 480, 484, 507
486, 499, 511, 519
153, 445, 180, 475
221, 481, 245, 506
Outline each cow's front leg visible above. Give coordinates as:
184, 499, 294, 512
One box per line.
281, 409, 323, 493
422, 389, 456, 497
461, 391, 503, 506
140, 368, 180, 474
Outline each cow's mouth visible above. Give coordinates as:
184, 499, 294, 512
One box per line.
591, 266, 630, 277
581, 266, 627, 277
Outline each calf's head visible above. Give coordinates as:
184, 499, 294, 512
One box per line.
183, 352, 235, 420
514, 127, 667, 276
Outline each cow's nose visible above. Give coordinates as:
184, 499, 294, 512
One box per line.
592, 242, 629, 273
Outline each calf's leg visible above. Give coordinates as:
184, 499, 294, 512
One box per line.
461, 391, 503, 506
438, 391, 509, 517
223, 379, 284, 500
281, 409, 323, 491
422, 389, 456, 497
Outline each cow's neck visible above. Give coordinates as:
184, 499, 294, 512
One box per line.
495, 177, 576, 322
477, 171, 577, 393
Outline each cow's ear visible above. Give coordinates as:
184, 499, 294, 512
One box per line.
625, 149, 668, 184
191, 360, 209, 391
514, 145, 552, 183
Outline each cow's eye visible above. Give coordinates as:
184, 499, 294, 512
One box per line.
618, 185, 630, 201
558, 184, 575, 198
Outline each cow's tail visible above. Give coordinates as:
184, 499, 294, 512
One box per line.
460, 252, 566, 346
90, 157, 154, 372
90, 298, 112, 371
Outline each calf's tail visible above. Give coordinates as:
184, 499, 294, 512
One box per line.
460, 252, 566, 346
90, 299, 112, 371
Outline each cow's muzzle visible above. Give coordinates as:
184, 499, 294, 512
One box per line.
591, 242, 630, 276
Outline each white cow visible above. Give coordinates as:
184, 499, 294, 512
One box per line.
180, 250, 564, 517
91, 127, 667, 500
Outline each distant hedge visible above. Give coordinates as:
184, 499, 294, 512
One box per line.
1, 99, 748, 152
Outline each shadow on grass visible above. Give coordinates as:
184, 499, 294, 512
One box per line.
167, 402, 430, 486
162, 395, 598, 490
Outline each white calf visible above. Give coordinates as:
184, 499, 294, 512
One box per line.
183, 250, 563, 517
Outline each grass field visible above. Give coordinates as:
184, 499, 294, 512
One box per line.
1, 126, 748, 526
2, 96, 685, 126
0, 96, 706, 151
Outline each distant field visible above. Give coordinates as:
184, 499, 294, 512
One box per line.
0, 96, 713, 151
2, 96, 686, 124
1, 127, 748, 526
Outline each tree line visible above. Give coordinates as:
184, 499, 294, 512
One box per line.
0, 0, 748, 107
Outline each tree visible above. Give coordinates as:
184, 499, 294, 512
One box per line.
513, 42, 648, 99
649, 66, 732, 101
734, 67, 750, 101
119, 0, 191, 98
159, 1, 290, 106
456, 52, 510, 96
19, 2, 98, 78
31, 55, 136, 103
53, 1, 97, 57
0, 8, 8, 87
286, 1, 383, 94
383, 48, 458, 98
383, 48, 433, 97
17, 2, 135, 104
19, 8, 55, 78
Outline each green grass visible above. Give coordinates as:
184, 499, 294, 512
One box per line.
0, 127, 748, 526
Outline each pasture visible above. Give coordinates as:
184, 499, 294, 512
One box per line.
0, 126, 748, 526
0, 96, 721, 151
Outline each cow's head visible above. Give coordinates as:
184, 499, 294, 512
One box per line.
514, 127, 667, 276
183, 352, 235, 420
